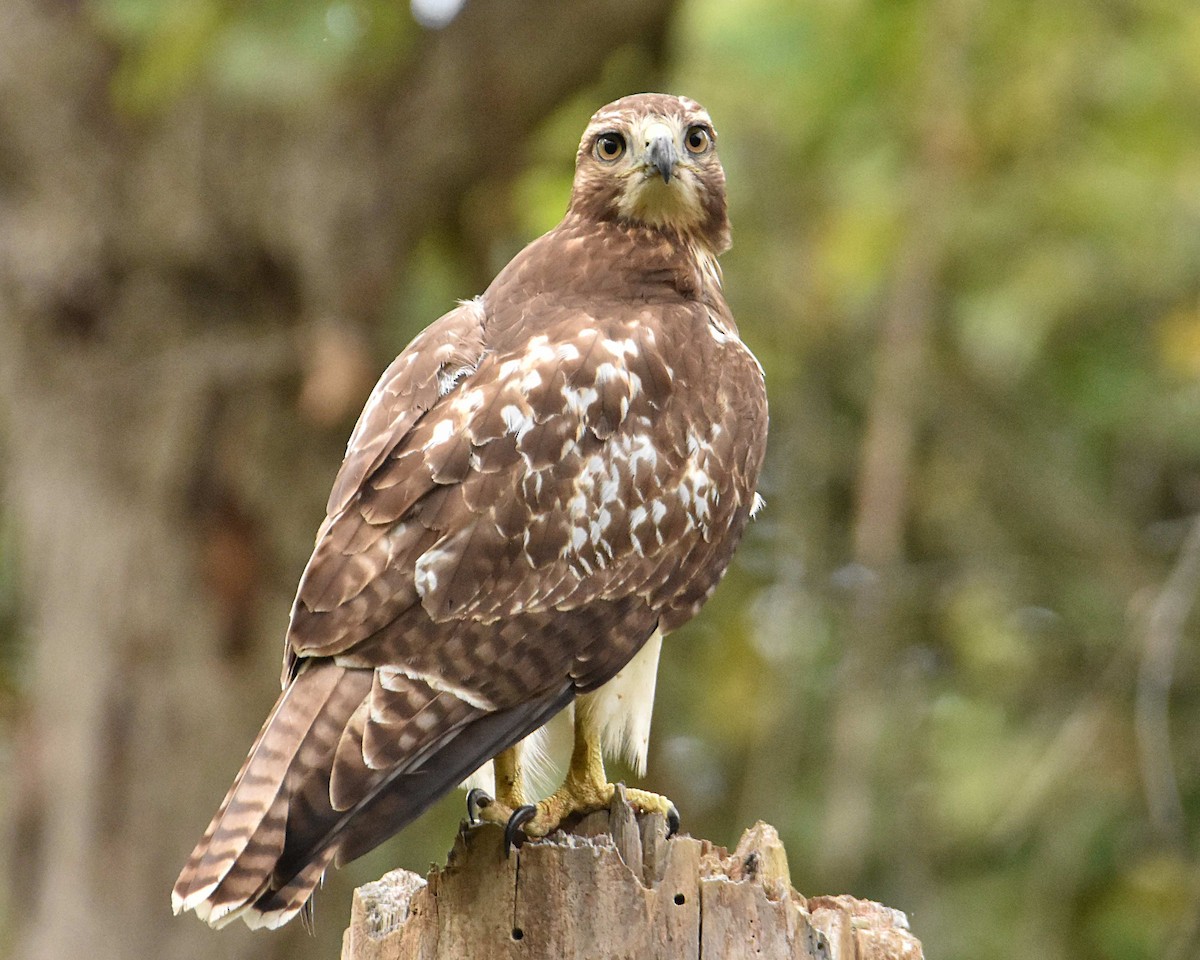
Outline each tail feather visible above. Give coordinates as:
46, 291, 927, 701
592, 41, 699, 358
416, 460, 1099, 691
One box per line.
332, 687, 571, 866
174, 657, 573, 930
172, 663, 367, 919
193, 790, 292, 928
220, 850, 336, 931
243, 852, 335, 929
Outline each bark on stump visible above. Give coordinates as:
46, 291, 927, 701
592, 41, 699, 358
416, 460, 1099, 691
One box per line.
341, 786, 923, 960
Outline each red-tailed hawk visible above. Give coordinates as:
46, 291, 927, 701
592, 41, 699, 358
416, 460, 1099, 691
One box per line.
172, 92, 768, 930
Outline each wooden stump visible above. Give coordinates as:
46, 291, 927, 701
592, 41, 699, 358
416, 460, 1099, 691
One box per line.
341, 787, 923, 960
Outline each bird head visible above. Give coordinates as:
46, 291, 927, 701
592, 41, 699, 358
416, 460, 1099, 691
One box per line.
568, 93, 731, 255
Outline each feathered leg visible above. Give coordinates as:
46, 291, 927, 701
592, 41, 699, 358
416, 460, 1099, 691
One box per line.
473, 695, 678, 849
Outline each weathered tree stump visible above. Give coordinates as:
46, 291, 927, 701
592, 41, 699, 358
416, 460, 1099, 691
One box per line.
341, 787, 923, 960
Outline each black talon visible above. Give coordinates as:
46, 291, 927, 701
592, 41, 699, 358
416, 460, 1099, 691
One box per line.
666, 803, 681, 839
504, 804, 537, 857
466, 787, 492, 825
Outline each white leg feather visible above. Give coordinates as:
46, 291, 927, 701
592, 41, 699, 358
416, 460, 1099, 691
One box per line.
462, 628, 663, 796
459, 723, 553, 793
578, 628, 663, 776
460, 760, 495, 794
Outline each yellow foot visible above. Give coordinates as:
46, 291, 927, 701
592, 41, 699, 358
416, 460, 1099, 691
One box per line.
621, 787, 680, 831
466, 787, 514, 826
468, 782, 680, 855
514, 776, 615, 838
465, 745, 528, 829
468, 706, 679, 855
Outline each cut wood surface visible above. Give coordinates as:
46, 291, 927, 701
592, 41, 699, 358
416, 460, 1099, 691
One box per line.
341, 786, 923, 960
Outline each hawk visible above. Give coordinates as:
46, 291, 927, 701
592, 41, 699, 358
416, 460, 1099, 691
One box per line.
172, 92, 768, 930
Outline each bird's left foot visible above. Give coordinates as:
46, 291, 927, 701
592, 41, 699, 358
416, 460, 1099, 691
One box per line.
468, 781, 679, 855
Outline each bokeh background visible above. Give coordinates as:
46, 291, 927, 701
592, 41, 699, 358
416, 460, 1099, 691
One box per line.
2, 0, 1200, 958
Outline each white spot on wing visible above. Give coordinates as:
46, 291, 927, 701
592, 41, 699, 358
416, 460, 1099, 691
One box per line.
437, 364, 473, 396
600, 471, 620, 504
424, 419, 455, 448
413, 545, 449, 597
601, 337, 639, 359
501, 403, 535, 439
628, 433, 658, 472
451, 388, 486, 416
562, 385, 599, 416
380, 665, 495, 711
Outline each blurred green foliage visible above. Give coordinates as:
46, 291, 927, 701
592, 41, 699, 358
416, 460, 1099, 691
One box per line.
90, 0, 412, 111
650, 2, 1200, 958
4, 1, 1199, 958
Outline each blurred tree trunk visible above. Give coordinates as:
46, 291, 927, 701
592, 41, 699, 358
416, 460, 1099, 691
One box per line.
0, 2, 675, 959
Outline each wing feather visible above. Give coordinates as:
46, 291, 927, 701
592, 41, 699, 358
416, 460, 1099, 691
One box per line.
325, 300, 487, 516
291, 298, 764, 694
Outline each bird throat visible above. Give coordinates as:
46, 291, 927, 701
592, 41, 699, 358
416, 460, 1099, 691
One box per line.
616, 175, 706, 235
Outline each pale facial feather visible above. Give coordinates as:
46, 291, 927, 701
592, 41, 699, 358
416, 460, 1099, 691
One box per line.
569, 94, 729, 253
612, 118, 708, 233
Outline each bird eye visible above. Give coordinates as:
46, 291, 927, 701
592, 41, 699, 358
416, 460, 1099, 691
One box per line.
685, 125, 711, 154
594, 132, 626, 162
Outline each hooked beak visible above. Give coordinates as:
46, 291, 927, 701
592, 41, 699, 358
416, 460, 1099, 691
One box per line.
645, 133, 679, 184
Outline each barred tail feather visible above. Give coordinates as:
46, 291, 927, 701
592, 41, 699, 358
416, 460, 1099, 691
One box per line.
236, 853, 335, 931
331, 687, 571, 867
171, 663, 369, 925
173, 657, 573, 930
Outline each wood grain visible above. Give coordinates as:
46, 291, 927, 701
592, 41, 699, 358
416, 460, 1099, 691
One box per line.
342, 787, 924, 960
